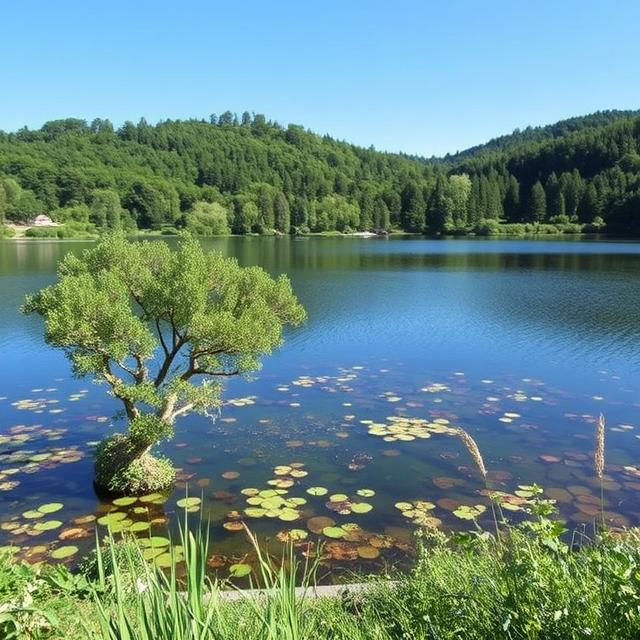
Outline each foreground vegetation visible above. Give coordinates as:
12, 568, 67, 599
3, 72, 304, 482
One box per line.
1, 110, 639, 238
3, 511, 640, 639
3, 421, 640, 639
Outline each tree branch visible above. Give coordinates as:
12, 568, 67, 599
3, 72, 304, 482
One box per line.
100, 357, 139, 421
154, 335, 187, 387
155, 318, 170, 357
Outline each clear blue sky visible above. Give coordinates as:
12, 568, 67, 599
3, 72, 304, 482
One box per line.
2, 0, 639, 156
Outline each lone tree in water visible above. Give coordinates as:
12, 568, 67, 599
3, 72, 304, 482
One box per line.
24, 234, 306, 495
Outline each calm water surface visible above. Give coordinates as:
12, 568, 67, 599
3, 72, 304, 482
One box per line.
1, 236, 640, 580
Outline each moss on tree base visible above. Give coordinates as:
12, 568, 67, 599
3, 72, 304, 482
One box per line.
94, 433, 176, 496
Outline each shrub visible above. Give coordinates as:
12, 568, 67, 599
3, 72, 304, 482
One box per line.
94, 433, 175, 495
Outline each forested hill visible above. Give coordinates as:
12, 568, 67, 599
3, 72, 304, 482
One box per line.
0, 109, 639, 237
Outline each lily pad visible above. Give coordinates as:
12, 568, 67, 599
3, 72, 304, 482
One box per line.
351, 503, 373, 514
22, 510, 45, 519
229, 563, 252, 578
176, 497, 201, 509
38, 502, 64, 514
34, 520, 63, 531
113, 497, 137, 507
306, 487, 328, 496
307, 516, 335, 534
97, 512, 127, 526
357, 545, 380, 559
453, 505, 487, 520
50, 546, 78, 559
356, 489, 375, 497
322, 526, 346, 539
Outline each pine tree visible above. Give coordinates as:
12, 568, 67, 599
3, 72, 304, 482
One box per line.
527, 181, 547, 222
503, 175, 520, 221
274, 192, 291, 233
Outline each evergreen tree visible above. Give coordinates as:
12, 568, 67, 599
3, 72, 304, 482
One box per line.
274, 191, 291, 233
577, 183, 601, 222
504, 175, 520, 221
527, 181, 547, 222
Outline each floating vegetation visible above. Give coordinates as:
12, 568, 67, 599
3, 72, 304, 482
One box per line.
50, 545, 78, 559
394, 501, 440, 527
275, 528, 308, 542
363, 416, 456, 442
452, 504, 487, 520
229, 563, 251, 577
176, 497, 202, 510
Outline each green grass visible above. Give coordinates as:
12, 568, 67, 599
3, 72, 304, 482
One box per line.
3, 511, 640, 639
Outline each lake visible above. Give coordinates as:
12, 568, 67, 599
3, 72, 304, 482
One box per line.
2, 236, 640, 579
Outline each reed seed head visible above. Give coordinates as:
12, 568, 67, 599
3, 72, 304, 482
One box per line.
456, 428, 487, 479
595, 413, 605, 480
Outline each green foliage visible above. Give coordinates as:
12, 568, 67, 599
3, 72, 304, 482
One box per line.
24, 233, 306, 494
1, 110, 639, 236
94, 433, 176, 495
184, 201, 230, 235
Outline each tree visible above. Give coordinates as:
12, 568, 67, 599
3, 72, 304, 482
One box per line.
545, 173, 565, 218
504, 175, 520, 221
23, 234, 306, 495
449, 174, 472, 230
185, 201, 230, 235
401, 182, 425, 232
124, 180, 174, 229
274, 192, 291, 234
90, 189, 123, 229
527, 181, 547, 222
577, 183, 601, 222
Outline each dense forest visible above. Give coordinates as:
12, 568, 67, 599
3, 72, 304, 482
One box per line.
0, 109, 639, 237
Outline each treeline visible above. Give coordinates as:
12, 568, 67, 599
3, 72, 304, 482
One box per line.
447, 111, 640, 235
1, 109, 640, 236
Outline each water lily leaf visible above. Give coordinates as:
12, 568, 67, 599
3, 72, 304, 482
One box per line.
278, 509, 300, 522
50, 546, 78, 559
113, 497, 137, 507
34, 520, 63, 531
394, 502, 413, 511
97, 512, 127, 526
276, 528, 308, 542
453, 505, 487, 520
357, 545, 380, 559
356, 489, 375, 497
176, 497, 201, 509
306, 487, 328, 496
244, 507, 267, 518
329, 494, 348, 503
322, 526, 346, 539
229, 563, 252, 577
142, 547, 164, 560
129, 521, 151, 532
22, 510, 45, 519
139, 493, 165, 503
223, 522, 244, 531
154, 553, 174, 568
139, 536, 170, 548
307, 516, 335, 534
351, 503, 373, 514
38, 502, 63, 514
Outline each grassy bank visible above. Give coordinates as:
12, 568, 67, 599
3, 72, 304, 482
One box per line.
3, 507, 640, 639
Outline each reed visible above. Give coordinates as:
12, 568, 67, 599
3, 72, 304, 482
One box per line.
455, 428, 487, 479
454, 427, 501, 540
594, 413, 605, 480
595, 413, 606, 533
